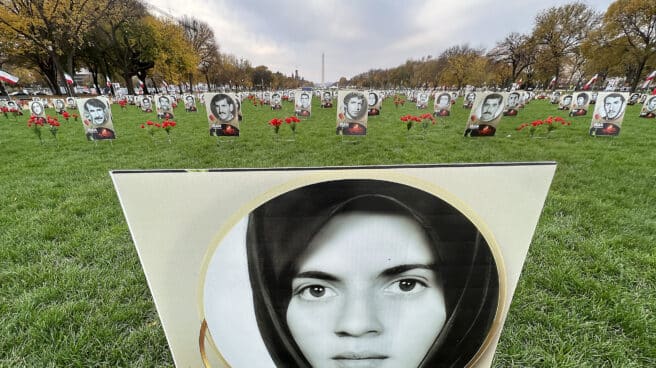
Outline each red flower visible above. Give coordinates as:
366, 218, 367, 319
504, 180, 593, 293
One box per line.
285, 117, 292, 124
269, 118, 282, 127
400, 116, 408, 122
225, 125, 235, 135
147, 120, 154, 126
140, 124, 145, 129
154, 123, 161, 127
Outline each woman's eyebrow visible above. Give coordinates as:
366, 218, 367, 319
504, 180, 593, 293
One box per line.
293, 271, 340, 282
379, 264, 435, 278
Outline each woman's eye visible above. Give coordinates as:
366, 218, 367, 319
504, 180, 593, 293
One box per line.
297, 285, 337, 301
384, 278, 427, 295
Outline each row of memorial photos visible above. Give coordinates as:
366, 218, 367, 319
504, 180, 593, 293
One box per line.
2, 89, 649, 140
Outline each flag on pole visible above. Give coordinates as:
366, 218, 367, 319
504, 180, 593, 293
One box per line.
548, 76, 557, 88
64, 72, 74, 85
0, 70, 19, 84
641, 70, 656, 89
583, 74, 598, 90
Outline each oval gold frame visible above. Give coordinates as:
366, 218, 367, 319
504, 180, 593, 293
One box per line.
197, 170, 508, 368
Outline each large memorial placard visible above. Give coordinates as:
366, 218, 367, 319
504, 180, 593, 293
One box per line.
464, 92, 506, 137
205, 93, 240, 136
78, 97, 115, 140
112, 163, 556, 368
589, 92, 629, 136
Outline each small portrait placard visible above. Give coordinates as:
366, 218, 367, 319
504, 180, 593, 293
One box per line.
53, 98, 66, 113
464, 92, 506, 137
569, 92, 590, 117
639, 95, 656, 118
367, 91, 381, 116
295, 90, 312, 117
558, 94, 573, 110
549, 90, 562, 104
320, 90, 333, 108
156, 95, 175, 119
627, 93, 641, 105
589, 92, 629, 136
434, 92, 452, 116
78, 97, 115, 140
416, 92, 429, 109
111, 163, 556, 368
183, 94, 197, 112
271, 92, 283, 110
503, 92, 521, 116
29, 100, 46, 118
65, 97, 77, 109
336, 90, 368, 136
205, 93, 240, 136
140, 96, 153, 113
590, 91, 598, 105
263, 92, 271, 105
463, 91, 476, 109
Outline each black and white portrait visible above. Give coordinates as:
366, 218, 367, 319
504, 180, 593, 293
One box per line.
434, 93, 452, 117
558, 94, 573, 110
203, 179, 500, 368
367, 91, 381, 116
66, 97, 77, 109
78, 97, 115, 140
140, 96, 153, 113
463, 92, 476, 109
206, 93, 240, 136
628, 93, 641, 105
639, 95, 656, 118
53, 98, 66, 113
29, 100, 45, 118
271, 92, 283, 110
336, 91, 368, 136
156, 95, 174, 119
416, 92, 429, 109
503, 92, 520, 116
589, 92, 628, 136
321, 91, 333, 108
295, 91, 312, 117
569, 92, 589, 117
464, 92, 505, 137
184, 94, 197, 112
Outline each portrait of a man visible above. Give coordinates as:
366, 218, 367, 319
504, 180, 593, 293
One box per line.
569, 92, 589, 117
416, 92, 429, 109
464, 92, 476, 109
79, 97, 115, 140
558, 94, 573, 110
336, 91, 368, 136
639, 96, 656, 118
628, 93, 640, 105
184, 95, 197, 112
464, 92, 504, 137
434, 93, 452, 117
550, 91, 561, 104
156, 95, 174, 119
203, 179, 500, 368
503, 92, 520, 116
589, 92, 628, 136
141, 97, 153, 113
54, 99, 66, 113
321, 91, 333, 108
207, 93, 240, 137
30, 101, 45, 117
295, 92, 311, 117
271, 93, 282, 110
66, 97, 77, 109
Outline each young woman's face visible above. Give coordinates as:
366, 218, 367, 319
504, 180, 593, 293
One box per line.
287, 212, 446, 368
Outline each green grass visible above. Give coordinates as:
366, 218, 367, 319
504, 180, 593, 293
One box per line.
1, 96, 655, 367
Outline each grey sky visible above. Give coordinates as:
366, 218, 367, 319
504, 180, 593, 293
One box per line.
146, 0, 613, 84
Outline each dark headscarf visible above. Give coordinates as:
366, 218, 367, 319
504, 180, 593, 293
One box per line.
246, 179, 499, 368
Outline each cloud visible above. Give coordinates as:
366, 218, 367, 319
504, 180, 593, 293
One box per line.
145, 0, 614, 84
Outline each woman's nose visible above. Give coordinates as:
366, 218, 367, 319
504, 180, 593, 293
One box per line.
333, 294, 383, 337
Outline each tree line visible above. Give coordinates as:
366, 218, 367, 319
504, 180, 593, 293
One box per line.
0, 0, 309, 96
343, 1, 655, 93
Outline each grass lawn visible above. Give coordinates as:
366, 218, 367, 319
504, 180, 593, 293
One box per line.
1, 95, 655, 367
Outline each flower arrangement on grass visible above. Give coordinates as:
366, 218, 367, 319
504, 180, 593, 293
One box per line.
46, 116, 61, 144
516, 116, 571, 137
285, 116, 301, 135
118, 100, 127, 110
62, 111, 70, 122
141, 120, 158, 139
269, 118, 283, 135
162, 119, 176, 143
27, 115, 45, 144
401, 113, 435, 133
393, 95, 406, 108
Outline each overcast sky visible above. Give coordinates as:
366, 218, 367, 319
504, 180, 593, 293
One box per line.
145, 0, 614, 84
